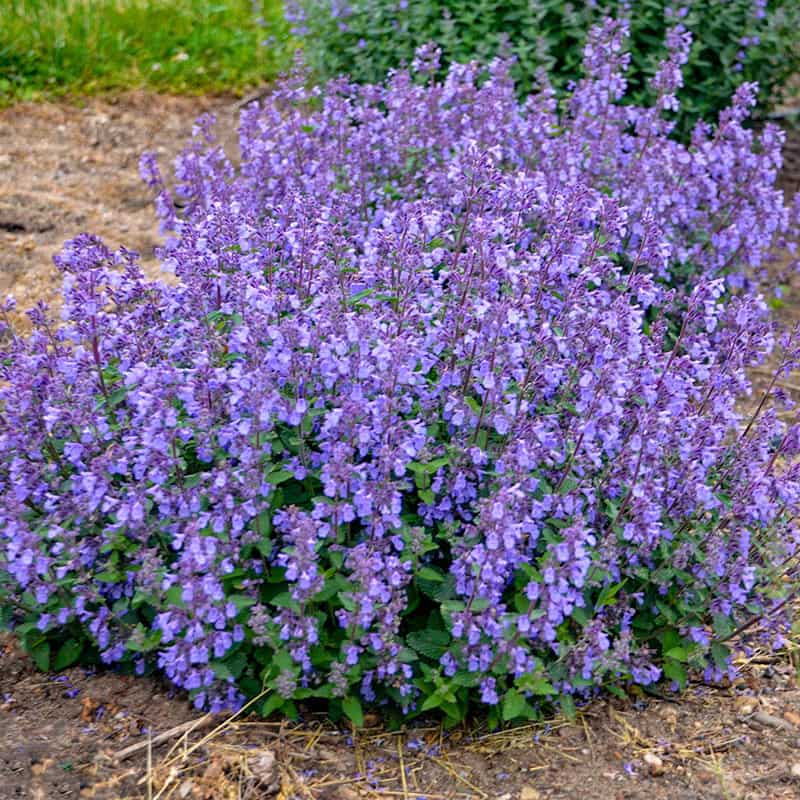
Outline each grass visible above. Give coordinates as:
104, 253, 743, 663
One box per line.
0, 0, 293, 105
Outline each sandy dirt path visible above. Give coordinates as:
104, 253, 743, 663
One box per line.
0, 92, 239, 326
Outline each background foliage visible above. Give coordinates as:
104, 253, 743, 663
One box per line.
286, 0, 800, 137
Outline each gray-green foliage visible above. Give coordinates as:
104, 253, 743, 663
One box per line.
286, 0, 800, 136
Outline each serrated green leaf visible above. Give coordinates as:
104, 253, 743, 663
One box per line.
502, 689, 526, 721
440, 599, 466, 615
406, 629, 450, 660
524, 678, 555, 696
452, 670, 482, 688
417, 574, 456, 602
417, 566, 445, 582
225, 650, 248, 679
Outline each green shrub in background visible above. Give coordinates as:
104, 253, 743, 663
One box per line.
0, 0, 292, 105
285, 0, 800, 137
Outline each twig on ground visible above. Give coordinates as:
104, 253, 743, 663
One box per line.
113, 714, 215, 763
397, 735, 410, 800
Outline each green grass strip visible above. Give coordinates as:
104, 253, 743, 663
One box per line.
0, 0, 293, 104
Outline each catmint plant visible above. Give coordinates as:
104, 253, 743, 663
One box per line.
285, 0, 800, 139
1, 21, 799, 726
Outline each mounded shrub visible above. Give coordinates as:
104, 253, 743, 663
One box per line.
2, 22, 800, 725
285, 0, 800, 138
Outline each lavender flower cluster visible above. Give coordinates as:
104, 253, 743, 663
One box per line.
2, 21, 800, 723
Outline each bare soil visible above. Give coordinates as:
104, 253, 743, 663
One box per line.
3, 634, 800, 800
0, 92, 238, 327
4, 94, 800, 800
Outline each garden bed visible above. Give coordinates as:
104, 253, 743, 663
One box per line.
3, 633, 800, 799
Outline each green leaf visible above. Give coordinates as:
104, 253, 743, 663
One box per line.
417, 566, 445, 582
514, 592, 530, 614
523, 677, 555, 696
228, 594, 257, 612
396, 647, 418, 664
441, 701, 465, 725
559, 477, 578, 494
165, 585, 185, 607
502, 689, 526, 721
712, 614, 735, 639
656, 600, 678, 623
440, 599, 466, 615
314, 574, 349, 602
711, 642, 731, 670
31, 641, 50, 671
266, 469, 294, 485
451, 670, 482, 688
420, 692, 445, 712
660, 628, 682, 652
418, 489, 435, 505
211, 661, 235, 681
423, 456, 450, 473
342, 696, 364, 728
560, 694, 576, 721
255, 536, 274, 558
417, 574, 456, 602
571, 606, 590, 625
663, 659, 688, 689
98, 386, 129, 409
337, 592, 356, 612
664, 647, 688, 662
270, 592, 300, 610
272, 649, 294, 672
262, 693, 284, 717
413, 470, 431, 490
53, 639, 82, 671
406, 629, 450, 660
596, 580, 626, 610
